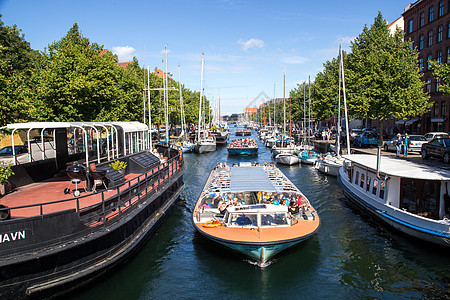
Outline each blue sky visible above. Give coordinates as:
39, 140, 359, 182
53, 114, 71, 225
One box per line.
1, 0, 410, 115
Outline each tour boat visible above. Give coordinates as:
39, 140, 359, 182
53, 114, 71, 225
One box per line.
227, 138, 258, 156
0, 121, 185, 299
192, 162, 320, 264
271, 138, 298, 156
338, 154, 450, 247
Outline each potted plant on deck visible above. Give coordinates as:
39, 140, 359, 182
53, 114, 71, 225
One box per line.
0, 161, 14, 196
109, 160, 127, 175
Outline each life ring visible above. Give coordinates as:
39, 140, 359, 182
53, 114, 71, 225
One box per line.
177, 142, 181, 147
202, 220, 222, 228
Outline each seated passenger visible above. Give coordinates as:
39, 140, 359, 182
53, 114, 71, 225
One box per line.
217, 200, 230, 215
288, 201, 300, 217
235, 214, 252, 225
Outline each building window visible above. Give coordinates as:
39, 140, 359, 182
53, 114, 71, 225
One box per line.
427, 54, 433, 69
434, 101, 439, 116
438, 25, 443, 42
429, 6, 434, 22
438, 50, 442, 64
437, 78, 441, 92
420, 12, 425, 27
428, 30, 433, 46
439, 0, 444, 17
408, 19, 414, 33
419, 57, 424, 71
447, 48, 450, 63
420, 34, 424, 49
427, 77, 432, 93
448, 22, 450, 38
441, 100, 446, 115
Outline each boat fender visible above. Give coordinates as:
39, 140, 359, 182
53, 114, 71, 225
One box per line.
177, 142, 181, 147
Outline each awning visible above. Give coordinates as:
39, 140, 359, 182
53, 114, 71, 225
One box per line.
395, 119, 407, 125
431, 118, 445, 123
405, 118, 419, 125
229, 166, 277, 192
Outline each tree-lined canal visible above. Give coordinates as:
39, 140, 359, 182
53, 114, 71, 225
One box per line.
71, 127, 450, 299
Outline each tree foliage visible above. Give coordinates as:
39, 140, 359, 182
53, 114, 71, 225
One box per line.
0, 15, 38, 126
430, 61, 450, 95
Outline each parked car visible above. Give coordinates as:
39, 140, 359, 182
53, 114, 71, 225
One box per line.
408, 135, 428, 152
0, 145, 28, 156
423, 132, 449, 141
383, 135, 427, 153
421, 138, 450, 163
349, 129, 363, 142
352, 131, 378, 147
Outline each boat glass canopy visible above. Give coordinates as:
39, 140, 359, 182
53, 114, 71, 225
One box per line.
229, 166, 277, 192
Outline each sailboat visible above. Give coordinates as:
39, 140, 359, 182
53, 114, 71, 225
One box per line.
299, 77, 319, 164
194, 54, 216, 154
176, 65, 194, 153
273, 74, 298, 162
314, 46, 350, 175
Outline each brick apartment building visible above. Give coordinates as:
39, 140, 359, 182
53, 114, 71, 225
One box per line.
403, 0, 450, 133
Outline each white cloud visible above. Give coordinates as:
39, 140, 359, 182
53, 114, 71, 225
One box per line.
112, 46, 135, 62
237, 38, 264, 51
280, 55, 308, 64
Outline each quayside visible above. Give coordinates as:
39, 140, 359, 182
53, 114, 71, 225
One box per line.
0, 121, 185, 299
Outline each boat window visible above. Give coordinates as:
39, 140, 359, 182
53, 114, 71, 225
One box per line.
401, 180, 418, 213
372, 180, 378, 195
422, 181, 439, 219
360, 173, 365, 188
366, 176, 371, 192
355, 171, 360, 185
379, 182, 385, 199
261, 213, 288, 226
230, 213, 257, 226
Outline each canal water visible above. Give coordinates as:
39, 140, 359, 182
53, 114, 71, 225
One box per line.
71, 127, 450, 300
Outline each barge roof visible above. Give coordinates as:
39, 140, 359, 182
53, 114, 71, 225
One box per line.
343, 154, 450, 180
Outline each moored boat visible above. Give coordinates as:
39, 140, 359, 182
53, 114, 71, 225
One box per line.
192, 162, 320, 264
236, 129, 251, 136
227, 138, 258, 156
314, 153, 344, 176
275, 152, 300, 165
0, 121, 185, 299
338, 154, 450, 247
299, 149, 320, 164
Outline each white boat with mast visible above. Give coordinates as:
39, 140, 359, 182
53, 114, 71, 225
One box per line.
194, 53, 216, 154
315, 46, 350, 176
176, 64, 194, 152
273, 73, 298, 158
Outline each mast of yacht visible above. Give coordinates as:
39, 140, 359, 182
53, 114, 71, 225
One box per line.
197, 54, 204, 143
336, 46, 342, 157
273, 83, 276, 131
164, 45, 169, 144
308, 76, 311, 146
283, 74, 286, 141
303, 83, 306, 145
340, 46, 351, 153
178, 64, 187, 140
147, 66, 153, 150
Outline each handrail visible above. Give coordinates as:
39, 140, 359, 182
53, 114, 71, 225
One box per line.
0, 149, 184, 225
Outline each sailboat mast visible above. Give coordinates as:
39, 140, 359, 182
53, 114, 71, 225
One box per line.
283, 74, 286, 139
340, 47, 351, 153
197, 54, 204, 142
164, 45, 169, 143
308, 76, 311, 146
336, 45, 342, 156
178, 64, 186, 140
273, 83, 276, 129
303, 83, 306, 144
147, 66, 153, 150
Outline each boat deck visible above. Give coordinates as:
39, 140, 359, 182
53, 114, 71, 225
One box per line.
0, 160, 181, 219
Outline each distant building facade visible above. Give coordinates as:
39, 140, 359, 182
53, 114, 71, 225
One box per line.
403, 0, 450, 133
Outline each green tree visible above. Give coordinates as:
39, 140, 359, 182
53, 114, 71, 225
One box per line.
430, 61, 450, 95
34, 23, 124, 122
0, 15, 39, 126
346, 12, 430, 144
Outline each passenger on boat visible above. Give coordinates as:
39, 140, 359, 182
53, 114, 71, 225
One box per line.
233, 198, 241, 206
288, 201, 300, 218
218, 199, 230, 215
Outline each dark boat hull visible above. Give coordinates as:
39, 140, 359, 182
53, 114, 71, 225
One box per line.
0, 156, 185, 299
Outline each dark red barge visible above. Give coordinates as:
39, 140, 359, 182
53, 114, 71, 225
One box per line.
0, 122, 185, 299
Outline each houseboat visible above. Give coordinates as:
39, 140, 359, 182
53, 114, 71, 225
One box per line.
192, 162, 320, 265
338, 154, 450, 247
0, 121, 185, 299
